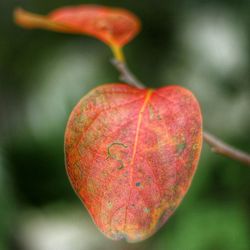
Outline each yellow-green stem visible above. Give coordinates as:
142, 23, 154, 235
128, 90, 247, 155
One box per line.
111, 45, 125, 62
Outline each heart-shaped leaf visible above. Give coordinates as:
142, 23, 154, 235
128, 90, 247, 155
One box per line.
14, 5, 140, 49
65, 84, 202, 242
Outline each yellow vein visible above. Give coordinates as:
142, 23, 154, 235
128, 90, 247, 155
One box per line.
123, 89, 153, 233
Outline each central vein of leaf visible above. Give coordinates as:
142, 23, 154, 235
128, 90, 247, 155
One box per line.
130, 89, 153, 166
124, 89, 153, 231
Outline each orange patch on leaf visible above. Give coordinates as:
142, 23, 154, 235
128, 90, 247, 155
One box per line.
65, 84, 202, 242
14, 5, 140, 48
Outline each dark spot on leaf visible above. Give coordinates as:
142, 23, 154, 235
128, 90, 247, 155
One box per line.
117, 165, 124, 170
135, 182, 141, 187
176, 142, 186, 154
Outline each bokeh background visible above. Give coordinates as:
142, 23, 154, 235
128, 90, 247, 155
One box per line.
1, 0, 250, 249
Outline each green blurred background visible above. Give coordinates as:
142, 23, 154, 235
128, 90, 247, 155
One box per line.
0, 0, 250, 249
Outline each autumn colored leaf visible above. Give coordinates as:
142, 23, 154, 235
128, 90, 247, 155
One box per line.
14, 5, 140, 52
65, 83, 202, 242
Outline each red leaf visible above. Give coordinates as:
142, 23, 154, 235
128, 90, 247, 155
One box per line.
65, 84, 202, 242
14, 5, 140, 48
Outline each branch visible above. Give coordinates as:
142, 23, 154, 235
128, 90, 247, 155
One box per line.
111, 59, 144, 89
111, 58, 250, 166
203, 131, 250, 166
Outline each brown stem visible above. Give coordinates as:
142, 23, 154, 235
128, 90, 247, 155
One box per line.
203, 131, 250, 166
111, 58, 250, 166
111, 59, 144, 89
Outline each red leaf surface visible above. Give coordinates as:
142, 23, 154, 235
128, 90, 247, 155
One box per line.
14, 5, 140, 47
65, 84, 202, 242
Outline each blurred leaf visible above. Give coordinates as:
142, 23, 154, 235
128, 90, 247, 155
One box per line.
14, 4, 140, 54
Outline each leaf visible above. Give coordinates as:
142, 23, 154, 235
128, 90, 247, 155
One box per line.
14, 5, 140, 48
64, 84, 202, 242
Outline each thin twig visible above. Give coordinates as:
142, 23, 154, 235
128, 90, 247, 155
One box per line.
111, 59, 144, 89
111, 58, 250, 166
203, 131, 250, 166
